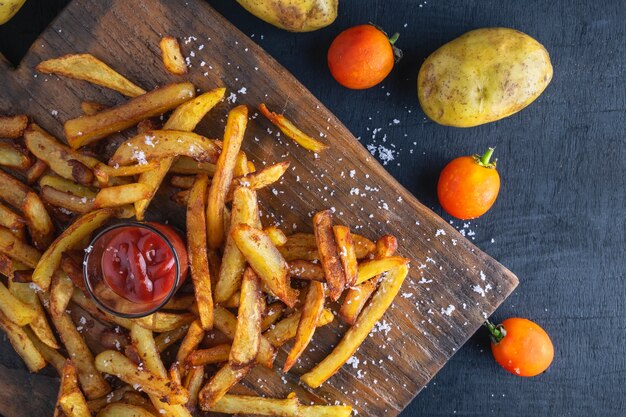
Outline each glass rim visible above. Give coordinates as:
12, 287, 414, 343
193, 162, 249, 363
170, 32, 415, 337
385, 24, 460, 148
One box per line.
83, 220, 181, 319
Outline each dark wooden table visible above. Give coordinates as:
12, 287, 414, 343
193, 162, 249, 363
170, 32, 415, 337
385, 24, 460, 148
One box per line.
1, 1, 624, 416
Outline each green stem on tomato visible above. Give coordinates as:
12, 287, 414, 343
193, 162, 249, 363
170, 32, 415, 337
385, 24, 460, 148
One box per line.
475, 147, 496, 168
484, 320, 507, 344
388, 32, 400, 45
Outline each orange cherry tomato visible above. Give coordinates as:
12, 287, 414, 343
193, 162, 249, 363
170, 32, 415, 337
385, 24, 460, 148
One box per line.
328, 24, 399, 89
486, 318, 554, 377
437, 148, 500, 220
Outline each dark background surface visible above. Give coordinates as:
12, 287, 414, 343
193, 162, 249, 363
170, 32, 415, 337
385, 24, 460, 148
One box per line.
1, 1, 624, 416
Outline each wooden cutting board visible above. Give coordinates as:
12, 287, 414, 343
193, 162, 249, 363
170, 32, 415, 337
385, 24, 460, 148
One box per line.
0, 1, 518, 416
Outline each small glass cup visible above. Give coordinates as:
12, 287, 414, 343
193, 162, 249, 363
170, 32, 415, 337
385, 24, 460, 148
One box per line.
83, 221, 183, 318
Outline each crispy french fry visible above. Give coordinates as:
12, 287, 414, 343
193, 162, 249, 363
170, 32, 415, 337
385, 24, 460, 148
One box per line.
0, 114, 28, 138
221, 291, 240, 308
65, 82, 195, 149
215, 187, 260, 303
154, 325, 190, 353
169, 158, 216, 175
57, 360, 91, 417
283, 280, 325, 372
95, 350, 188, 405
301, 264, 408, 388
264, 226, 287, 247
261, 302, 285, 332
99, 328, 130, 352
86, 386, 133, 414
313, 210, 346, 301
0, 226, 41, 268
50, 310, 111, 399
170, 175, 195, 189
24, 327, 65, 374
0, 309, 46, 371
226, 161, 290, 201
93, 183, 150, 208
210, 393, 353, 417
230, 268, 262, 368
160, 36, 187, 75
279, 232, 375, 262
10, 279, 59, 348
186, 175, 213, 330
40, 175, 98, 198
288, 260, 325, 282
233, 151, 248, 177
355, 256, 410, 285
97, 403, 158, 417
175, 320, 205, 367
120, 392, 158, 413
259, 103, 328, 152
133, 311, 195, 332
0, 202, 24, 233
60, 255, 87, 294
231, 224, 298, 307
50, 271, 74, 318
0, 167, 35, 207
41, 186, 94, 214
26, 159, 48, 184
94, 160, 160, 178
37, 54, 146, 97
186, 344, 231, 367
333, 225, 358, 287
0, 142, 31, 169
33, 209, 113, 290
183, 365, 204, 411
23, 191, 55, 249
264, 308, 333, 348
70, 288, 133, 330
198, 363, 252, 409
80, 101, 108, 116
169, 363, 182, 386
299, 404, 354, 417
207, 105, 248, 249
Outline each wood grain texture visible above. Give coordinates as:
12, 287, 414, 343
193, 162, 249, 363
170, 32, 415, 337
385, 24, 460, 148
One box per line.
0, 1, 518, 416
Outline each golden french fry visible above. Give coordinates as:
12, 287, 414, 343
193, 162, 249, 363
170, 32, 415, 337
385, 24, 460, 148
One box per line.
0, 168, 33, 208
175, 320, 205, 367
23, 191, 55, 249
26, 159, 48, 184
50, 271, 74, 318
333, 225, 358, 287
160, 36, 187, 75
51, 310, 111, 399
24, 327, 65, 374
154, 325, 190, 353
301, 264, 408, 388
0, 202, 24, 235
170, 157, 216, 175
259, 103, 328, 153
279, 232, 375, 262
198, 363, 252, 409
65, 82, 195, 149
288, 260, 325, 282
0, 114, 28, 138
355, 256, 410, 285
120, 392, 158, 413
70, 288, 133, 330
299, 404, 354, 417
264, 226, 287, 247
33, 209, 113, 290
215, 187, 260, 303
170, 175, 195, 189
0, 142, 31, 169
40, 175, 98, 198
93, 183, 150, 208
283, 280, 325, 372
313, 210, 346, 301
186, 175, 213, 330
95, 350, 188, 405
264, 308, 333, 348
97, 403, 158, 417
227, 161, 290, 201
230, 268, 262, 368
133, 311, 195, 332
94, 160, 160, 178
169, 363, 182, 386
9, 279, 59, 348
0, 226, 42, 268
37, 54, 146, 97
261, 302, 285, 332
41, 186, 95, 214
57, 360, 91, 417
233, 151, 248, 177
210, 393, 353, 417
183, 365, 204, 411
207, 105, 248, 249
187, 344, 231, 367
0, 309, 46, 371
80, 101, 108, 116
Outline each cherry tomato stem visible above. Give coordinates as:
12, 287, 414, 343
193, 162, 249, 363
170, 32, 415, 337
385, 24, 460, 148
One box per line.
484, 320, 507, 344
478, 147, 496, 167
388, 32, 400, 45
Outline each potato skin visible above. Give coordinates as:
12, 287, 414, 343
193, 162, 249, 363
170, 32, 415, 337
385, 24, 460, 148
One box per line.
236, 0, 337, 32
418, 28, 553, 127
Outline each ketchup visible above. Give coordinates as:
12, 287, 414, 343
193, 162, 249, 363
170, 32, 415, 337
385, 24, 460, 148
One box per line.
100, 223, 188, 304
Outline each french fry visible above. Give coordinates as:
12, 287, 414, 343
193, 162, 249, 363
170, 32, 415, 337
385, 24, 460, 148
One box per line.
186, 344, 231, 366
51, 309, 111, 399
0, 226, 42, 268
26, 159, 48, 184
120, 392, 158, 413
230, 268, 262, 368
210, 392, 353, 417
299, 404, 354, 417
41, 186, 94, 214
221, 291, 240, 308
109, 130, 221, 166
198, 363, 252, 409
186, 175, 213, 330
80, 101, 108, 116
279, 232, 375, 261
99, 328, 130, 352
231, 224, 299, 307
288, 260, 325, 282
207, 105, 248, 249
93, 183, 150, 208
283, 280, 325, 372
313, 210, 346, 301
50, 271, 74, 318
170, 175, 195, 189
133, 88, 225, 220
94, 160, 160, 178
64, 82, 195, 149
264, 308, 333, 348
215, 187, 260, 303
259, 103, 328, 153
0, 309, 45, 372
86, 386, 133, 413
264, 226, 287, 247
33, 209, 113, 291
70, 288, 133, 330
0, 142, 31, 169
0, 202, 24, 232
0, 114, 28, 138
261, 302, 285, 332
162, 293, 195, 311
57, 360, 91, 417
301, 264, 408, 388
169, 363, 182, 386
61, 255, 88, 294
160, 36, 187, 75
95, 350, 188, 405
175, 320, 205, 368
37, 54, 146, 97
23, 191, 55, 249
40, 175, 98, 199
24, 327, 65, 374
355, 256, 410, 285
226, 161, 290, 201
133, 311, 196, 332
9, 279, 59, 348
137, 118, 160, 134
154, 325, 190, 353
333, 225, 358, 287
170, 157, 216, 175
97, 403, 158, 417
183, 365, 205, 411
233, 151, 248, 177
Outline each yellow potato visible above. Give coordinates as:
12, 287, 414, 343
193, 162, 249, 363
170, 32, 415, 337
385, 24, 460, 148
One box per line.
418, 27, 552, 127
236, 0, 337, 32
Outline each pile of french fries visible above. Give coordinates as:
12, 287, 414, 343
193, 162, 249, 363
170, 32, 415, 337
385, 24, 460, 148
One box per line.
0, 38, 410, 417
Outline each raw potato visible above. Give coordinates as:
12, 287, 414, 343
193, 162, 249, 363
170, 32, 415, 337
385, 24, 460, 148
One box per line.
418, 27, 553, 127
236, 0, 337, 32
